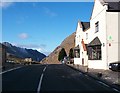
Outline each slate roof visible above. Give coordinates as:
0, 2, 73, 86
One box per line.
81, 22, 90, 31
88, 37, 102, 46
101, 0, 120, 11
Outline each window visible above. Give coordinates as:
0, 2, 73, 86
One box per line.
86, 33, 88, 40
74, 49, 80, 58
88, 45, 101, 60
95, 21, 99, 33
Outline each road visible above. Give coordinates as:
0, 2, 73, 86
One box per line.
2, 64, 120, 93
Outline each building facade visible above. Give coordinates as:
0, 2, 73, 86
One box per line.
74, 0, 120, 70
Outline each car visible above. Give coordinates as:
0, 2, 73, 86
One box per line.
109, 62, 120, 72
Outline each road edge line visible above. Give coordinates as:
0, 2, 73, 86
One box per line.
0, 66, 22, 74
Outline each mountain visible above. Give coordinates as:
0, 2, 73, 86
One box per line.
41, 32, 75, 64
2, 42, 46, 62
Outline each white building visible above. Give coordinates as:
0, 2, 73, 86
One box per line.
74, 0, 120, 70
24, 58, 32, 62
74, 21, 90, 66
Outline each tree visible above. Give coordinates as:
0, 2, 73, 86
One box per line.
69, 48, 74, 58
58, 48, 67, 61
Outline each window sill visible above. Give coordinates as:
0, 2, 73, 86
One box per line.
88, 59, 102, 60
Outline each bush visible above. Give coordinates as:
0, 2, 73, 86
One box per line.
69, 48, 74, 58
58, 48, 67, 61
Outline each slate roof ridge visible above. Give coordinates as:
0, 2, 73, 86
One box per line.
100, 0, 120, 11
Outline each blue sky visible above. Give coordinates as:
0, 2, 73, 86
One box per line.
2, 2, 94, 55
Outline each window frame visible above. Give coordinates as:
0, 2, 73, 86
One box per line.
88, 45, 102, 60
95, 21, 99, 33
74, 49, 80, 58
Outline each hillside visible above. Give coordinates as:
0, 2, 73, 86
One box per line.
41, 32, 75, 64
2, 42, 46, 62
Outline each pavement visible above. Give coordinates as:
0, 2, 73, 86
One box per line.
2, 64, 120, 93
2, 62, 24, 72
67, 64, 120, 90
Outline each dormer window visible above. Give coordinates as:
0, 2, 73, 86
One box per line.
95, 21, 99, 33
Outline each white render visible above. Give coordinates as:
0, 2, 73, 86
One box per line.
107, 12, 120, 65
74, 21, 89, 66
74, 21, 81, 65
74, 0, 120, 70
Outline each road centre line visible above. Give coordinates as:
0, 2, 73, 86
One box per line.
43, 67, 46, 72
37, 66, 47, 93
37, 73, 44, 93
0, 66, 22, 74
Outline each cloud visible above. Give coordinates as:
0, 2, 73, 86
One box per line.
43, 7, 57, 17
0, 2, 13, 8
16, 44, 46, 49
18, 33, 28, 39
43, 51, 51, 56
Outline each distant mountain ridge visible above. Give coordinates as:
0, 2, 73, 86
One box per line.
2, 42, 46, 61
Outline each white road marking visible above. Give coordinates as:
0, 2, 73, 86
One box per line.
37, 73, 44, 93
43, 67, 46, 72
0, 66, 22, 74
113, 88, 120, 93
97, 81, 110, 88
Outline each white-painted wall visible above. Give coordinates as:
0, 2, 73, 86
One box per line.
74, 21, 82, 65
80, 29, 90, 66
107, 12, 120, 65
88, 0, 108, 69
74, 21, 90, 66
91, 0, 106, 20
88, 60, 107, 69
75, 21, 82, 47
119, 13, 120, 62
74, 58, 82, 65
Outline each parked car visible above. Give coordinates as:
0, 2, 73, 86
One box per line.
109, 62, 120, 72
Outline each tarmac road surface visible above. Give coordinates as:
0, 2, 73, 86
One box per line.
2, 64, 120, 93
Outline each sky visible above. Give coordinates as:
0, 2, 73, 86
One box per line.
1, 1, 94, 56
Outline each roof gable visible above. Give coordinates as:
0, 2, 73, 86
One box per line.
76, 20, 82, 34
88, 37, 102, 46
76, 20, 90, 34
100, 0, 120, 11
106, 1, 120, 11
90, 0, 106, 20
